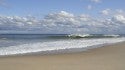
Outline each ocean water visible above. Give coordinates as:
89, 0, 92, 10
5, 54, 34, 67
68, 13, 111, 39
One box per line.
0, 34, 125, 56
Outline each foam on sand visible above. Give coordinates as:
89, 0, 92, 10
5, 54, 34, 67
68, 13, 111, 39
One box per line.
0, 37, 125, 56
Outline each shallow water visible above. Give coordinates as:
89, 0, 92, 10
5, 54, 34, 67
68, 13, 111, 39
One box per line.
0, 34, 125, 56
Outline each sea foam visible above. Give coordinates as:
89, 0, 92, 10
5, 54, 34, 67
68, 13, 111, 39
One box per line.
0, 38, 125, 56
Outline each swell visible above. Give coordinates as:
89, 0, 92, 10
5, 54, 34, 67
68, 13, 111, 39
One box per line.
0, 34, 123, 39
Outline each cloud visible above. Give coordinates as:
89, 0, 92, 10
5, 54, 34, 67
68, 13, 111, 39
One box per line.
91, 0, 101, 3
112, 14, 125, 24
100, 9, 110, 15
0, 11, 125, 34
87, 5, 92, 10
115, 9, 125, 15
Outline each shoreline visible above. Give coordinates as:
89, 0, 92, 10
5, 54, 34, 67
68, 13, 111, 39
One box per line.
0, 41, 125, 58
0, 41, 124, 58
0, 42, 125, 70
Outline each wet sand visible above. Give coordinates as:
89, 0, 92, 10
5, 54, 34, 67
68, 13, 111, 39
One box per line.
0, 42, 125, 70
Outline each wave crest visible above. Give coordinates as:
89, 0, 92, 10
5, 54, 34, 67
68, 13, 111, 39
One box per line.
67, 34, 121, 38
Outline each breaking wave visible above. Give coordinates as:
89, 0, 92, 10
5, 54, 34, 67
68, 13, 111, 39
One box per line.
67, 34, 121, 38
0, 37, 125, 56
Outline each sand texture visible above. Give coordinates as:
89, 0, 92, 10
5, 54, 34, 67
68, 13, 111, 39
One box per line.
0, 42, 125, 70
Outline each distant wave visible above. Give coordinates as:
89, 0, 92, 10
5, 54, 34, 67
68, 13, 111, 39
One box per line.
0, 34, 123, 40
68, 34, 91, 38
67, 34, 121, 39
0, 34, 125, 39
103, 35, 120, 37
45, 34, 122, 39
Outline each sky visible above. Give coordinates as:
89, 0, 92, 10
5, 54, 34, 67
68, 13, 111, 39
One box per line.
0, 0, 125, 34
0, 0, 125, 16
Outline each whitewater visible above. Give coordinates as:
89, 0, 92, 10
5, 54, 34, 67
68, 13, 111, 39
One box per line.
0, 34, 125, 56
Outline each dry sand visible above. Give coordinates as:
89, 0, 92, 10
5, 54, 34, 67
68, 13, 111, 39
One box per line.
0, 42, 125, 70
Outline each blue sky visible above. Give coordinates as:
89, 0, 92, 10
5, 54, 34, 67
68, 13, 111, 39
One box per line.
0, 0, 125, 16
0, 0, 125, 34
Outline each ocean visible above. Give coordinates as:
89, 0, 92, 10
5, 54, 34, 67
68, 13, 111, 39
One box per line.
0, 34, 125, 56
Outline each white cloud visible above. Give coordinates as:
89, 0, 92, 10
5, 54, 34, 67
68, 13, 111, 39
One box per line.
112, 14, 125, 24
87, 5, 92, 10
0, 11, 125, 34
91, 0, 101, 3
115, 9, 125, 15
100, 9, 110, 15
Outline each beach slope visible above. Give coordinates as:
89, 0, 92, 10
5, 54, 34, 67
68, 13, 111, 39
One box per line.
0, 42, 125, 70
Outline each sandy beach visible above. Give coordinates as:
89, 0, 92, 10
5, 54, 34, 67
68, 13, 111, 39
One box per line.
0, 42, 125, 70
